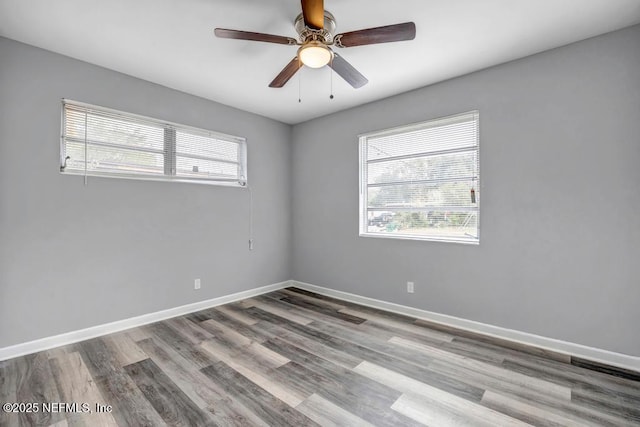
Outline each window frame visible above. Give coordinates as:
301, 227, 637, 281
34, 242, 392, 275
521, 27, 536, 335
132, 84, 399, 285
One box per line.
358, 111, 480, 245
60, 99, 247, 187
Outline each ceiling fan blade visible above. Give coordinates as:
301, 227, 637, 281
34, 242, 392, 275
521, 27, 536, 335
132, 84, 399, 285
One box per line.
301, 0, 324, 30
214, 28, 297, 45
269, 57, 302, 88
334, 22, 416, 47
329, 53, 368, 89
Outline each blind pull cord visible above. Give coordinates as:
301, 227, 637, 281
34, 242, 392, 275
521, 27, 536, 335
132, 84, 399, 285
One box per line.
248, 185, 254, 251
84, 110, 88, 186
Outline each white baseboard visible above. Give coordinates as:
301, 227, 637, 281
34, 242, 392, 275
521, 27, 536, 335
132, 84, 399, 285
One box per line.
291, 280, 640, 373
0, 280, 292, 361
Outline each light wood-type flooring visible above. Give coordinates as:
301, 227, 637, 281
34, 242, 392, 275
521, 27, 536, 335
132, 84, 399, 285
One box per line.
1, 287, 639, 426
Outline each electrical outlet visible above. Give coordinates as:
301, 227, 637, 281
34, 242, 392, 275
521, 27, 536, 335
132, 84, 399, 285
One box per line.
194, 278, 201, 290
407, 281, 414, 293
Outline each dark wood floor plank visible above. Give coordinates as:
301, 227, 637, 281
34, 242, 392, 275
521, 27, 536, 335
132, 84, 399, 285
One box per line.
48, 351, 119, 427
501, 352, 640, 396
146, 322, 215, 370
269, 347, 423, 427
279, 296, 367, 324
135, 337, 269, 426
267, 334, 465, 427
305, 318, 437, 368
124, 358, 214, 427
256, 320, 363, 369
0, 358, 21, 427
277, 289, 349, 311
214, 304, 258, 326
414, 318, 571, 363
204, 308, 271, 343
503, 359, 640, 409
165, 317, 214, 345
200, 362, 319, 427
571, 358, 640, 382
103, 332, 148, 367
12, 352, 65, 427
248, 306, 425, 373
251, 294, 316, 325
74, 338, 167, 427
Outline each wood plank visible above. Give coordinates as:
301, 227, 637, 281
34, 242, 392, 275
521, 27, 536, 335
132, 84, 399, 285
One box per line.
74, 337, 167, 427
356, 361, 531, 426
48, 351, 119, 427
251, 296, 315, 325
124, 358, 214, 426
278, 289, 348, 311
481, 390, 598, 427
13, 352, 66, 426
501, 357, 640, 397
145, 322, 215, 370
199, 308, 273, 343
414, 318, 571, 363
125, 325, 153, 342
253, 306, 484, 402
392, 392, 531, 427
390, 336, 571, 401
571, 358, 640, 382
165, 317, 214, 345
103, 331, 148, 367
199, 319, 289, 369
0, 358, 20, 427
215, 305, 258, 326
200, 362, 319, 426
430, 358, 631, 427
296, 393, 374, 427
263, 337, 425, 427
256, 320, 362, 369
339, 307, 455, 342
278, 295, 366, 324
136, 338, 269, 427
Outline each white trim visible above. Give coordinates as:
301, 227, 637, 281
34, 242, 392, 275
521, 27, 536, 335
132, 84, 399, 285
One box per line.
291, 280, 640, 373
0, 281, 291, 361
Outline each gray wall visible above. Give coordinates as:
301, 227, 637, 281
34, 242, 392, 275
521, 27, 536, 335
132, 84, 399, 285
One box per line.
0, 37, 292, 348
291, 25, 640, 356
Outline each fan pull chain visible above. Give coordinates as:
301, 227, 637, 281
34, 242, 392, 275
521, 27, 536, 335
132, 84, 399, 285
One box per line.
329, 55, 334, 100
298, 57, 302, 103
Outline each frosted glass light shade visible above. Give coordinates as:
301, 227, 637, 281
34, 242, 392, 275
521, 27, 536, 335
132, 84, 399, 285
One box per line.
299, 43, 332, 68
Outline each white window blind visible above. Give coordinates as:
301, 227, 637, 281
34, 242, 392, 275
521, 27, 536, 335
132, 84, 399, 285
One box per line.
60, 100, 247, 186
359, 111, 479, 244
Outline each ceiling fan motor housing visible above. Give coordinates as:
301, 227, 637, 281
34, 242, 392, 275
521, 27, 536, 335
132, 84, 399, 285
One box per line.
294, 11, 336, 43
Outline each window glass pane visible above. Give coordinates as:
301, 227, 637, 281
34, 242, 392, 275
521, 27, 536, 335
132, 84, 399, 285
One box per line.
65, 109, 164, 150
85, 143, 164, 175
367, 119, 477, 161
368, 151, 477, 184
361, 111, 479, 243
368, 180, 477, 208
366, 209, 478, 240
176, 131, 238, 162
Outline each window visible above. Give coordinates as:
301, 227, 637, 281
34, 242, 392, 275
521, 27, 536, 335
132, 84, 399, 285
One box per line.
60, 100, 247, 186
359, 111, 479, 244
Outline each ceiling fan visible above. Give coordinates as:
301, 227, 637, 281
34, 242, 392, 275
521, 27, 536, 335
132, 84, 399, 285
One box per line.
214, 0, 416, 89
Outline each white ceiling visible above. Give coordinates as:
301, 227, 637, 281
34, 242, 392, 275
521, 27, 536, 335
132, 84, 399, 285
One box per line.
1, 0, 639, 124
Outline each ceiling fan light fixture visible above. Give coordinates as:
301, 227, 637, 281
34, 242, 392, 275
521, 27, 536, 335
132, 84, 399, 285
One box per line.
298, 42, 333, 68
